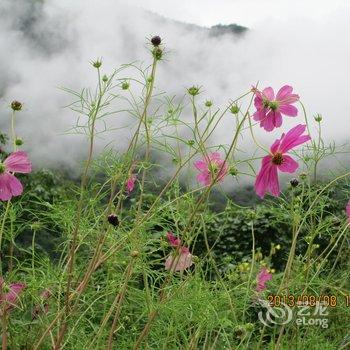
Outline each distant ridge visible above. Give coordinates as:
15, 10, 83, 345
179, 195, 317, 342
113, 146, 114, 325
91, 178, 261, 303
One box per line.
209, 23, 248, 36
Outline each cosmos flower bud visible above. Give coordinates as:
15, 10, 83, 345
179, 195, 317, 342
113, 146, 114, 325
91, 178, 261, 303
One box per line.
299, 172, 307, 180
238, 262, 250, 272
92, 60, 102, 68
15, 138, 23, 146
121, 81, 130, 90
152, 47, 163, 60
151, 35, 162, 46
205, 100, 213, 107
245, 323, 254, 332
314, 114, 322, 122
130, 250, 140, 258
11, 101, 22, 111
290, 178, 299, 187
187, 86, 200, 96
234, 326, 247, 339
30, 221, 43, 231
246, 210, 256, 220
255, 251, 263, 261
229, 166, 238, 176
187, 139, 195, 146
230, 105, 240, 114
102, 74, 108, 82
126, 174, 137, 193
107, 214, 119, 227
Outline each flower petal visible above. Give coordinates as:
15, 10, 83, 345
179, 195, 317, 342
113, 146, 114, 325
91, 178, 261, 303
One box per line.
166, 232, 181, 247
278, 124, 311, 153
208, 152, 221, 160
0, 174, 13, 201
279, 104, 298, 117
267, 164, 280, 197
4, 151, 32, 173
7, 173, 23, 197
254, 156, 273, 198
5, 283, 26, 304
194, 160, 207, 171
165, 251, 193, 272
262, 87, 274, 100
276, 85, 293, 100
273, 111, 283, 128
197, 172, 210, 186
256, 267, 272, 292
253, 109, 267, 122
126, 174, 136, 193
270, 137, 282, 154
278, 155, 299, 173
254, 92, 263, 109
260, 111, 276, 132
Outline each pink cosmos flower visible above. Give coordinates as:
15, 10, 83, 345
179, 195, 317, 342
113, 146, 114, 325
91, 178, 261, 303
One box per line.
165, 247, 193, 272
0, 151, 32, 201
346, 201, 350, 224
166, 231, 181, 247
255, 124, 311, 198
194, 152, 228, 186
253, 85, 299, 132
256, 267, 272, 292
126, 174, 137, 193
0, 278, 26, 313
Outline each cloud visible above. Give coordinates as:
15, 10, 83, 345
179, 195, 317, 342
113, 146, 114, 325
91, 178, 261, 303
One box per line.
0, 0, 349, 179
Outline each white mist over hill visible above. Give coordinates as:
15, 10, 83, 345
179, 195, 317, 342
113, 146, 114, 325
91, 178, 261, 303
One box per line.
0, 0, 349, 175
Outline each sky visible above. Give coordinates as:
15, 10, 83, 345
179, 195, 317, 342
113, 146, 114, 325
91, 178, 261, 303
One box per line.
0, 0, 349, 178
130, 0, 350, 27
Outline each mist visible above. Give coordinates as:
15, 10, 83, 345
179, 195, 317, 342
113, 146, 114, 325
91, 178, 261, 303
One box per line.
0, 0, 349, 176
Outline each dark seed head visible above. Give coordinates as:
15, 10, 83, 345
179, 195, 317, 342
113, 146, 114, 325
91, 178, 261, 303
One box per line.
290, 178, 299, 187
11, 101, 22, 111
151, 35, 161, 46
107, 214, 119, 227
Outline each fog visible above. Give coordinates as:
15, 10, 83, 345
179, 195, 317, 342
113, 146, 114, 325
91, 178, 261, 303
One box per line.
0, 0, 349, 175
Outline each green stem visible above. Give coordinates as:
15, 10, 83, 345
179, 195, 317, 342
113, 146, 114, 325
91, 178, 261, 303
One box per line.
54, 67, 104, 349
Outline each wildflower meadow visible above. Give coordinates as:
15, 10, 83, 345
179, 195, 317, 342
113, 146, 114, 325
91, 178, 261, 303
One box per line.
0, 36, 350, 349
